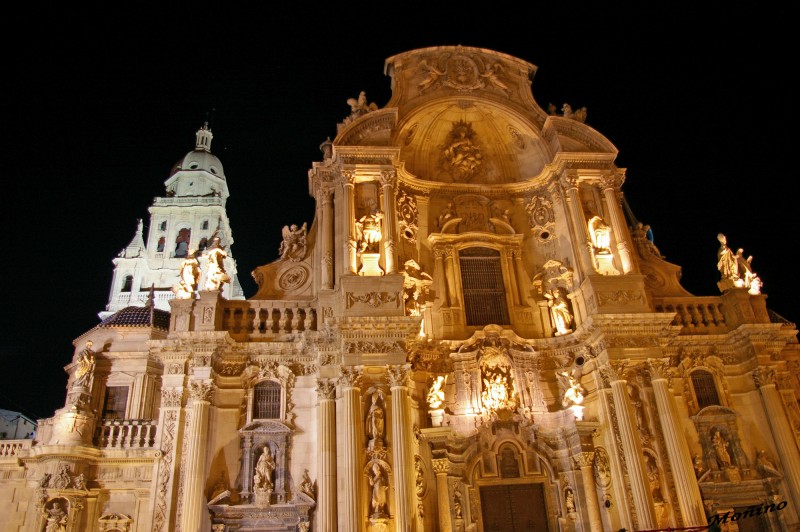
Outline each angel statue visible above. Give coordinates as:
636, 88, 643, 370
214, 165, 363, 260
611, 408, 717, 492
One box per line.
557, 370, 585, 408
204, 236, 230, 291
345, 91, 378, 124
174, 249, 200, 299
279, 222, 307, 261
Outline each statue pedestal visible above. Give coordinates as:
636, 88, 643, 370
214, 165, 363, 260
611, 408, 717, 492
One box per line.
359, 253, 384, 276
254, 487, 272, 507
593, 252, 619, 276
429, 408, 444, 427
368, 516, 390, 532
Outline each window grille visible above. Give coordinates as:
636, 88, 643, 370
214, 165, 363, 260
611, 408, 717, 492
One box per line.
691, 370, 720, 409
102, 386, 129, 420
459, 248, 509, 326
253, 381, 282, 419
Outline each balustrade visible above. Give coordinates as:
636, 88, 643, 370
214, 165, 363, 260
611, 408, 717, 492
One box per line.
654, 297, 727, 334
0, 439, 31, 458
95, 419, 157, 449
222, 301, 317, 335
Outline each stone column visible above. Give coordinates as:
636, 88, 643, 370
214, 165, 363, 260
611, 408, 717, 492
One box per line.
343, 172, 358, 274
179, 380, 213, 532
317, 379, 338, 532
648, 360, 706, 526
503, 248, 521, 306
321, 188, 335, 289
434, 248, 450, 307
559, 174, 594, 277
754, 367, 800, 509
444, 247, 459, 307
606, 369, 657, 528
432, 458, 452, 532
241, 434, 254, 500
574, 452, 603, 531
339, 368, 362, 531
389, 366, 411, 531
380, 170, 397, 274
600, 174, 634, 274
512, 247, 529, 305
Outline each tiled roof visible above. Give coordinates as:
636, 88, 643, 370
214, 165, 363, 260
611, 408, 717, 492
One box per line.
99, 306, 170, 330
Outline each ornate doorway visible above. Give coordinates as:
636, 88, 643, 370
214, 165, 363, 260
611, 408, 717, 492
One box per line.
479, 483, 549, 531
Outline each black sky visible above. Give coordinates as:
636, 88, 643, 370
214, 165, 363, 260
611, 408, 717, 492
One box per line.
3, 6, 797, 421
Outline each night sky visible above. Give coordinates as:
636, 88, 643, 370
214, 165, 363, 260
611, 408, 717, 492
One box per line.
3, 7, 796, 422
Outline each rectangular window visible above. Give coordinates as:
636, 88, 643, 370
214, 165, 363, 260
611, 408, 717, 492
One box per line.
460, 248, 510, 326
691, 371, 721, 409
102, 386, 129, 420
253, 382, 281, 419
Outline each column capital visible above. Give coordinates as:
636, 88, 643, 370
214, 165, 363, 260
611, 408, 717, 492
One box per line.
647, 358, 675, 386
188, 380, 214, 403
316, 379, 337, 400
573, 451, 595, 469
379, 169, 397, 188
600, 173, 624, 190
342, 170, 356, 185
161, 387, 184, 408
599, 360, 629, 387
338, 366, 363, 389
387, 364, 411, 388
432, 458, 450, 475
559, 173, 580, 191
752, 366, 777, 388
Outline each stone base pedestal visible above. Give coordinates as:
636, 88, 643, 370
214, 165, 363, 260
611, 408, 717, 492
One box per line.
359, 253, 384, 276
368, 516, 390, 532
429, 409, 444, 427
254, 487, 272, 507
594, 253, 619, 276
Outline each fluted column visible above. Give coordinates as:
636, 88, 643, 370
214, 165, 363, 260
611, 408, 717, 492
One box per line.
380, 171, 397, 274
754, 367, 800, 509
180, 380, 213, 532
600, 174, 634, 273
317, 379, 338, 531
432, 458, 452, 532
321, 189, 335, 289
389, 366, 411, 531
343, 172, 357, 274
560, 174, 594, 277
574, 452, 603, 530
443, 247, 459, 307
648, 360, 706, 526
607, 370, 657, 528
339, 368, 363, 531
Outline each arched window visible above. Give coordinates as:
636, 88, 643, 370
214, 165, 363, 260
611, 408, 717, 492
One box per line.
159, 220, 167, 231
156, 237, 165, 252
202, 220, 209, 230
174, 228, 191, 258
253, 381, 282, 419
691, 370, 721, 409
121, 275, 133, 292
459, 247, 509, 326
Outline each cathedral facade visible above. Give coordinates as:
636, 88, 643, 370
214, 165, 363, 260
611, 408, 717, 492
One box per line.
1, 46, 799, 531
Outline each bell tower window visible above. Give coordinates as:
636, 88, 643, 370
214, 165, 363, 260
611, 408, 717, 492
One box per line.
175, 228, 191, 258
459, 247, 510, 326
121, 275, 133, 292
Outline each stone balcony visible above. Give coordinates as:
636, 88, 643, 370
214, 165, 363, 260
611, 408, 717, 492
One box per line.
94, 419, 157, 449
0, 439, 32, 461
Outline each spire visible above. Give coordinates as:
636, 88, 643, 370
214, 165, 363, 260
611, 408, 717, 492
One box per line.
118, 219, 146, 258
195, 121, 213, 152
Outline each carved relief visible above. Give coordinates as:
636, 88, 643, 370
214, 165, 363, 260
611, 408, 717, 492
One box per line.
278, 266, 309, 291
396, 190, 419, 243
345, 291, 399, 309
597, 290, 645, 306
442, 121, 483, 182
525, 195, 555, 241
416, 53, 511, 95
153, 410, 177, 531
508, 126, 525, 149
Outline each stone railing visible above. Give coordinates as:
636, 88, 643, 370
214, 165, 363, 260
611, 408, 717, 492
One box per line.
95, 420, 157, 449
0, 439, 32, 459
114, 291, 174, 308
654, 296, 727, 335
222, 300, 317, 336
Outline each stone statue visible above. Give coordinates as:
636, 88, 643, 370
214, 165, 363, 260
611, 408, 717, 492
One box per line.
444, 121, 482, 181
757, 449, 780, 477
38, 473, 51, 489
716, 233, 737, 282
279, 222, 308, 261
402, 260, 433, 316
734, 247, 762, 294
345, 91, 378, 123
297, 522, 310, 532
631, 222, 663, 258
417, 59, 445, 92
565, 488, 576, 513
545, 288, 573, 336
480, 63, 509, 93
174, 250, 200, 299
355, 210, 384, 253
437, 202, 456, 228
716, 233, 762, 293
204, 237, 230, 291
557, 370, 585, 408
254, 447, 276, 491
427, 376, 445, 409
72, 342, 95, 389
693, 453, 705, 478
365, 392, 385, 448
454, 489, 464, 519
72, 473, 86, 491
44, 502, 68, 532
712, 431, 732, 468
588, 215, 612, 254
52, 465, 71, 490
368, 463, 388, 517
299, 469, 314, 500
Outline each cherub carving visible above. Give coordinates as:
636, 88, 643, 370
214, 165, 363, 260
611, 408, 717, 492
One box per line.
418, 59, 445, 92
345, 91, 378, 123
279, 222, 307, 261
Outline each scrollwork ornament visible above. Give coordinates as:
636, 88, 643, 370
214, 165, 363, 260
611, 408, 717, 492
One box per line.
379, 170, 397, 188
432, 458, 449, 475
161, 387, 184, 408
753, 366, 777, 388
316, 379, 336, 400
189, 380, 214, 402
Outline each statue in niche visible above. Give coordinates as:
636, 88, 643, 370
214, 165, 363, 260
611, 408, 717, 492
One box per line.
44, 501, 68, 532
545, 288, 573, 336
365, 392, 385, 449
443, 121, 482, 182
481, 366, 512, 411
453, 490, 464, 519
693, 453, 705, 478
402, 260, 433, 316
712, 431, 732, 469
279, 222, 308, 261
557, 370, 585, 408
588, 215, 612, 254
564, 488, 576, 513
174, 250, 200, 299
344, 91, 378, 124
427, 376, 445, 409
254, 446, 276, 491
72, 342, 95, 389
627, 384, 649, 437
368, 463, 389, 517
646, 455, 663, 502
204, 236, 230, 291
355, 210, 384, 253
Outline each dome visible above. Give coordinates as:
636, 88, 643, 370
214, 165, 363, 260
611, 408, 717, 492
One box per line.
170, 149, 226, 179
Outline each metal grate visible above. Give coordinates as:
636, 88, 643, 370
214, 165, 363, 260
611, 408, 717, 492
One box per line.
253, 381, 281, 419
459, 248, 510, 326
691, 370, 720, 409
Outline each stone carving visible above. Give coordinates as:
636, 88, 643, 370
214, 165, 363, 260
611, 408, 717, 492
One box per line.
414, 456, 426, 497
278, 266, 308, 291
315, 380, 336, 400
454, 489, 464, 519
716, 233, 762, 294
72, 473, 87, 491
204, 237, 230, 291
39, 473, 51, 489
339, 367, 362, 389
279, 223, 307, 261
402, 260, 433, 317
355, 210, 384, 253
545, 288, 573, 336
509, 126, 525, 149
396, 190, 419, 243
443, 121, 482, 182
525, 195, 555, 240
344, 91, 378, 124
436, 202, 456, 229
480, 63, 509, 94
627, 384, 649, 439
557, 370, 585, 408
299, 469, 315, 500
254, 446, 276, 491
365, 391, 386, 449
44, 500, 68, 532
756, 449, 780, 477
588, 215, 612, 255
693, 453, 705, 478
548, 102, 588, 123
417, 59, 446, 92
161, 388, 183, 408
594, 447, 612, 488
345, 291, 399, 309
645, 453, 663, 502
72, 342, 95, 389
52, 464, 72, 490
319, 137, 332, 159
564, 487, 576, 513
174, 250, 200, 299
712, 430, 732, 468
368, 462, 389, 517
189, 380, 214, 402
427, 376, 445, 409
631, 222, 664, 259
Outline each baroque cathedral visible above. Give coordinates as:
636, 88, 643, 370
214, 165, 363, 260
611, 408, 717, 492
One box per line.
1, 46, 799, 532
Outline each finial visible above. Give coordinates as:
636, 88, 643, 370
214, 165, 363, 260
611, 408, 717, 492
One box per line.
146, 284, 155, 308
195, 121, 214, 152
